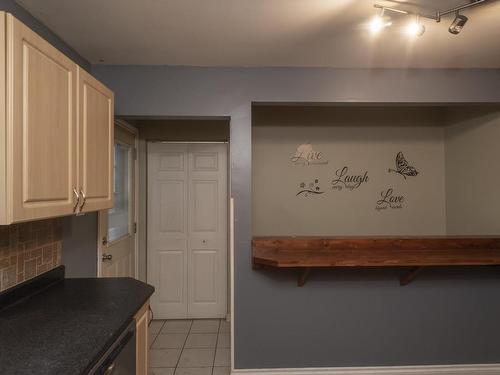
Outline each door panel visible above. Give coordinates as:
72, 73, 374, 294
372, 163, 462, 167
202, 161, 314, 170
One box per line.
187, 144, 227, 318
78, 68, 114, 212
24, 44, 70, 202
191, 180, 218, 232
160, 152, 185, 171
148, 143, 189, 318
148, 142, 227, 319
159, 250, 185, 303
160, 181, 185, 232
156, 247, 187, 317
191, 249, 217, 303
10, 14, 77, 221
193, 152, 218, 170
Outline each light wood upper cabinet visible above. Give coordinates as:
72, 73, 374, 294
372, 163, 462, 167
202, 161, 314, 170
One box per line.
0, 12, 114, 224
5, 12, 78, 223
78, 68, 114, 213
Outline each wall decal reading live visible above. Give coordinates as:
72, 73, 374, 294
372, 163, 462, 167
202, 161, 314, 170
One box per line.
296, 179, 324, 197
331, 166, 369, 191
376, 188, 405, 210
290, 143, 329, 166
388, 152, 419, 179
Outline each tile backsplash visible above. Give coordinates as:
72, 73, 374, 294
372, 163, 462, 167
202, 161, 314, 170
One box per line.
0, 218, 62, 292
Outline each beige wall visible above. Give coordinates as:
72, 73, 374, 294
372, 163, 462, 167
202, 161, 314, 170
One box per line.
252, 106, 447, 236
445, 107, 500, 235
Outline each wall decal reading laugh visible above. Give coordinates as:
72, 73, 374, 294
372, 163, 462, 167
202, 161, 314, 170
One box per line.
376, 188, 405, 210
331, 166, 369, 191
388, 152, 419, 179
290, 143, 328, 166
296, 179, 324, 197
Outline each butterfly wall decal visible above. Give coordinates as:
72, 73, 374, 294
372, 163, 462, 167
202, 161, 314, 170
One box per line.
388, 152, 419, 179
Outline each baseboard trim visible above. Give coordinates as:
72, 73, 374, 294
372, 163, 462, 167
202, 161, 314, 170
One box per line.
231, 364, 500, 375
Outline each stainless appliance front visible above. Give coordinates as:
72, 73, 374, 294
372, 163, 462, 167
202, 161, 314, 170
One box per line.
89, 320, 136, 375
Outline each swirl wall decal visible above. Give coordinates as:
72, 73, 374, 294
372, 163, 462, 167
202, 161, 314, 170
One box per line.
296, 179, 324, 197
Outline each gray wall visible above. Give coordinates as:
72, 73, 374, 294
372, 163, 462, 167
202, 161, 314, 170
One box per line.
0, 0, 90, 70
253, 106, 446, 236
61, 213, 98, 278
445, 107, 500, 235
92, 65, 500, 369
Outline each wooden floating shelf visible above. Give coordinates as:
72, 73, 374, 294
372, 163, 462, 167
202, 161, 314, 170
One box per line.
252, 236, 500, 286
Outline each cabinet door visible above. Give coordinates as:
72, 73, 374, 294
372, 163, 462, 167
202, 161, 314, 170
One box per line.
78, 68, 114, 212
135, 302, 149, 375
9, 14, 78, 222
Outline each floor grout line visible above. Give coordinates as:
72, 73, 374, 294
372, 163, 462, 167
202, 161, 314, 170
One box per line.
175, 319, 194, 373
210, 319, 221, 375
149, 320, 166, 349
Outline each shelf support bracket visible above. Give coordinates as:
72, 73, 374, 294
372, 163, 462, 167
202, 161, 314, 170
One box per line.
400, 266, 424, 286
298, 267, 311, 287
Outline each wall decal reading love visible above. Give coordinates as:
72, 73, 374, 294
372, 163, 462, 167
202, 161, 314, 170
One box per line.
331, 166, 369, 191
290, 143, 329, 166
376, 188, 405, 210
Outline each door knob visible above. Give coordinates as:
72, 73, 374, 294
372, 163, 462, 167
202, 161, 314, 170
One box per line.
102, 254, 113, 261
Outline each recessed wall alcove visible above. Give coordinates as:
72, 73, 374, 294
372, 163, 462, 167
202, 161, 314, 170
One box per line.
251, 104, 500, 285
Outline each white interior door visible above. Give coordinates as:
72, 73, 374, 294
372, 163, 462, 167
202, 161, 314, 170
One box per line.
98, 123, 137, 278
148, 142, 227, 319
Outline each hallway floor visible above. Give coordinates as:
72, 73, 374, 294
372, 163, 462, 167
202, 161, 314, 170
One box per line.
149, 319, 231, 375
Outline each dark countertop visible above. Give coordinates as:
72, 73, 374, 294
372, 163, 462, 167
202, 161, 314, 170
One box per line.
0, 276, 154, 375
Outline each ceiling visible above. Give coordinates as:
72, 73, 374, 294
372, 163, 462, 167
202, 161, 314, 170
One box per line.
16, 0, 500, 68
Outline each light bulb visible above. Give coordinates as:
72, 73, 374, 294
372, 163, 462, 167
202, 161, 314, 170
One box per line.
405, 16, 425, 37
369, 15, 392, 34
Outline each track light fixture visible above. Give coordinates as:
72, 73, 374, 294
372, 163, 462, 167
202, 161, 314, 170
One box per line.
371, 0, 486, 37
449, 12, 468, 34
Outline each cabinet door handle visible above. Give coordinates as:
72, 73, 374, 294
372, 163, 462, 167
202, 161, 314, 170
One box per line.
103, 362, 115, 374
79, 189, 86, 211
73, 188, 80, 212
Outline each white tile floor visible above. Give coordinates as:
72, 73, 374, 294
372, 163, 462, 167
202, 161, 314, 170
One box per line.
149, 319, 231, 375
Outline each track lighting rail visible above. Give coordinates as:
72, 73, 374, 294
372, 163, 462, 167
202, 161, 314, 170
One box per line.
374, 0, 486, 23
437, 0, 486, 21
374, 4, 436, 21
